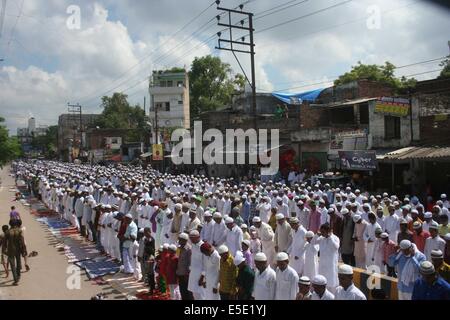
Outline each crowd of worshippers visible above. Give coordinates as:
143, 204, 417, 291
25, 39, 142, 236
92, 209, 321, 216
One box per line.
12, 160, 450, 300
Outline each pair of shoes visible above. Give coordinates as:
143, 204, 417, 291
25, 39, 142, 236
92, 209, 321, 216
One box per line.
25, 265, 30, 271
13, 282, 18, 286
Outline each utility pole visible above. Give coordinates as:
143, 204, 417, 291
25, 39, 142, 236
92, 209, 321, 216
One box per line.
215, 0, 257, 129
68, 103, 82, 158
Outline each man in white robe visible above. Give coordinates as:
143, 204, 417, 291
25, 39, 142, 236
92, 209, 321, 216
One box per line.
253, 217, 276, 267
252, 252, 276, 300
211, 212, 228, 247
287, 217, 307, 275
311, 275, 335, 300
303, 231, 319, 279
225, 217, 243, 256
188, 230, 206, 300
274, 252, 299, 300
335, 264, 367, 300
274, 214, 293, 253
312, 223, 340, 292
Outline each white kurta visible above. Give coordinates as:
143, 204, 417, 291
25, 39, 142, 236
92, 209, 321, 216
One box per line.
275, 222, 293, 253
303, 241, 319, 279
257, 203, 272, 224
287, 225, 307, 275
311, 289, 335, 300
226, 226, 244, 256
204, 250, 221, 300
201, 220, 215, 244
188, 241, 206, 299
275, 266, 299, 300
335, 284, 367, 300
257, 222, 276, 266
424, 235, 446, 260
313, 234, 340, 289
252, 266, 276, 300
211, 221, 228, 247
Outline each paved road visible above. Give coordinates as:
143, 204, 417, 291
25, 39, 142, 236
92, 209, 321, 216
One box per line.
0, 165, 123, 300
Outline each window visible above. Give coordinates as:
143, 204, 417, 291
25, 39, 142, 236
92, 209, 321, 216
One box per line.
178, 100, 183, 105
165, 102, 170, 111
177, 81, 183, 87
385, 116, 401, 139
155, 102, 163, 110
159, 81, 166, 87
167, 81, 173, 87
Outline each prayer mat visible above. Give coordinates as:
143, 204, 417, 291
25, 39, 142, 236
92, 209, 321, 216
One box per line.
75, 257, 121, 279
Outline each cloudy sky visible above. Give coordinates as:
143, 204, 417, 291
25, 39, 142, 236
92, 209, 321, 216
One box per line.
0, 0, 449, 133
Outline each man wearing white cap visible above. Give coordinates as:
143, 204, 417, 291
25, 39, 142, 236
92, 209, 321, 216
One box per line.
311, 275, 335, 300
389, 239, 426, 300
424, 221, 446, 261
303, 231, 319, 279
225, 217, 243, 256
122, 214, 138, 274
335, 264, 367, 300
274, 252, 299, 300
256, 197, 272, 224
187, 230, 206, 300
253, 217, 276, 267
274, 214, 292, 253
353, 214, 368, 269
312, 223, 340, 292
412, 260, 450, 300
422, 211, 434, 232
287, 217, 307, 275
200, 211, 215, 244
170, 203, 189, 244
296, 200, 310, 231
211, 212, 227, 247
384, 205, 400, 243
364, 213, 381, 268
252, 252, 276, 300
296, 276, 312, 300
234, 251, 255, 300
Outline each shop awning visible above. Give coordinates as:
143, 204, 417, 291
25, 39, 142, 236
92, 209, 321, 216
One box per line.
380, 146, 450, 160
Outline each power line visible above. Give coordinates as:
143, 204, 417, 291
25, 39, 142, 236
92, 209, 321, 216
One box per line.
256, 0, 353, 34
79, 1, 261, 105
6, 0, 23, 48
78, 0, 217, 104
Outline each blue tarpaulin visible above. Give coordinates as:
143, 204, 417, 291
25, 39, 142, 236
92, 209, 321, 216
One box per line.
272, 88, 327, 104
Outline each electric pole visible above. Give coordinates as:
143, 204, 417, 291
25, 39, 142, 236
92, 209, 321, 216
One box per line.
68, 103, 83, 156
215, 0, 257, 129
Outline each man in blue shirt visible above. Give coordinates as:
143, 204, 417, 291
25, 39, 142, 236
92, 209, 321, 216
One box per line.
412, 260, 450, 300
389, 239, 426, 300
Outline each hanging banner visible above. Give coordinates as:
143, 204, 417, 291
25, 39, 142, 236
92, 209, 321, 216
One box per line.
338, 150, 377, 171
375, 97, 410, 117
152, 144, 163, 161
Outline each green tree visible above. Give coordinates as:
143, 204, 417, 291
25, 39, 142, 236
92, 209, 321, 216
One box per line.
96, 92, 146, 142
438, 55, 450, 79
31, 125, 58, 158
189, 55, 245, 121
334, 61, 416, 92
0, 117, 22, 165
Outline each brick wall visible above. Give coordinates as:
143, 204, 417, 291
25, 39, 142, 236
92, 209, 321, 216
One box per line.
358, 79, 395, 98
420, 115, 450, 144
299, 102, 329, 129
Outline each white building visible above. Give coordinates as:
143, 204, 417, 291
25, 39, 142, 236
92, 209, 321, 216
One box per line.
148, 69, 190, 143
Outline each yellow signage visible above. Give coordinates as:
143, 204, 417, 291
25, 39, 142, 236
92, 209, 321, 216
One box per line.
152, 144, 163, 161
375, 101, 410, 117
